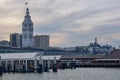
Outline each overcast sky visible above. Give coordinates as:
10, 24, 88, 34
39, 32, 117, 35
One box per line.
0, 0, 120, 48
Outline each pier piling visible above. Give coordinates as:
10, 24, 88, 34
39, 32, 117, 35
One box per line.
37, 57, 43, 73
0, 56, 3, 75
53, 57, 57, 72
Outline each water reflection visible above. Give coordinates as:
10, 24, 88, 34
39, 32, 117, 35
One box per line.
0, 68, 120, 80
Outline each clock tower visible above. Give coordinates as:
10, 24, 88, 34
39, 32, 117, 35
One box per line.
22, 8, 33, 48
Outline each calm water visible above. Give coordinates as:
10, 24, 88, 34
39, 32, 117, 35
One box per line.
0, 68, 120, 80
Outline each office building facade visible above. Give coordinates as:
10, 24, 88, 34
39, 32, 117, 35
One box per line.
34, 35, 49, 49
10, 33, 22, 48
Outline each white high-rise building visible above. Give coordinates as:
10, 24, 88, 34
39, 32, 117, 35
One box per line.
22, 8, 33, 48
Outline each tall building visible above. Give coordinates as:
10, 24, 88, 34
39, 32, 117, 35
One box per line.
34, 35, 49, 49
22, 8, 33, 48
10, 33, 22, 48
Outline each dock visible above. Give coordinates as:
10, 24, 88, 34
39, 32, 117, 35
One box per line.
0, 49, 120, 75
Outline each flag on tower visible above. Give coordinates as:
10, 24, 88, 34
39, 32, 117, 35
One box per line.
25, 2, 28, 5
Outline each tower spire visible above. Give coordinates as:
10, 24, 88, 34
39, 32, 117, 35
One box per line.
95, 37, 97, 44
26, 8, 29, 15
22, 7, 33, 48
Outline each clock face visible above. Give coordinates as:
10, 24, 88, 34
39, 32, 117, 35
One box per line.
23, 23, 27, 27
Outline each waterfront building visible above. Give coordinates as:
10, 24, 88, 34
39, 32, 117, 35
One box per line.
60, 49, 120, 68
49, 47, 64, 50
22, 8, 33, 48
0, 40, 10, 47
64, 47, 76, 51
0, 46, 83, 55
10, 33, 22, 48
93, 49, 120, 66
0, 52, 61, 72
34, 35, 49, 49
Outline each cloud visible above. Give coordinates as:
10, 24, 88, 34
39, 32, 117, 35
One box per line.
0, 0, 120, 47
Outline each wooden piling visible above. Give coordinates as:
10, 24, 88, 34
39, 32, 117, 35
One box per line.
37, 56, 43, 73
0, 56, 3, 75
53, 57, 57, 72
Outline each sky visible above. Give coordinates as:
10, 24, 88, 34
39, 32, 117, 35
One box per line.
0, 0, 120, 48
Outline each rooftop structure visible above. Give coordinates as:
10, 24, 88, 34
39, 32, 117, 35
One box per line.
0, 52, 62, 60
61, 54, 104, 60
102, 49, 120, 59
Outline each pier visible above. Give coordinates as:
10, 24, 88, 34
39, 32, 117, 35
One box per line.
0, 53, 61, 74
0, 49, 120, 75
59, 49, 120, 68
